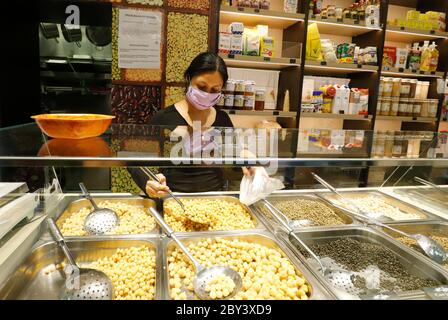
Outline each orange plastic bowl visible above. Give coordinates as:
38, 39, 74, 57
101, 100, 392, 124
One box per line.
32, 114, 115, 139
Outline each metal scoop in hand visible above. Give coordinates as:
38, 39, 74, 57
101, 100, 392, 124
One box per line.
46, 218, 113, 300
80, 183, 119, 235
148, 207, 242, 300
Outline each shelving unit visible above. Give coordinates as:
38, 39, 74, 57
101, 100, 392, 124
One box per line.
381, 67, 445, 78
301, 113, 373, 120
386, 25, 448, 42
223, 109, 297, 117
305, 60, 379, 74
308, 17, 382, 37
376, 116, 438, 122
219, 53, 300, 70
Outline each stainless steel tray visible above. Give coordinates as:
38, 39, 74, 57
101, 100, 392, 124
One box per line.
376, 222, 448, 270
252, 194, 356, 231
277, 226, 448, 300
163, 195, 264, 232
318, 191, 440, 223
392, 188, 448, 216
161, 230, 335, 300
0, 237, 163, 300
53, 196, 159, 239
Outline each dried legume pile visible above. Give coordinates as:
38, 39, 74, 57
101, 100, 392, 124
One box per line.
299, 238, 440, 293
60, 201, 156, 236
89, 246, 156, 300
397, 235, 448, 268
333, 196, 425, 221
168, 0, 210, 11
111, 8, 120, 81
164, 199, 256, 232
271, 199, 345, 226
165, 86, 185, 106
168, 238, 310, 300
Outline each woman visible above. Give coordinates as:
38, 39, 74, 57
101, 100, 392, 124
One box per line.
129, 52, 254, 198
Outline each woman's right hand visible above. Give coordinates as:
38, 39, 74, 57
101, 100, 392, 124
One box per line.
145, 173, 170, 198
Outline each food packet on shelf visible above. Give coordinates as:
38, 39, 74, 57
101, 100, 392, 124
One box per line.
239, 167, 285, 206
244, 28, 261, 56
306, 23, 323, 61
363, 47, 378, 65
382, 46, 397, 70
320, 39, 338, 63
260, 36, 275, 58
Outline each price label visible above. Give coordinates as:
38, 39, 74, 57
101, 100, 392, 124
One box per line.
398, 68, 404, 72
357, 64, 362, 69
228, 54, 235, 59
320, 61, 327, 66
290, 58, 297, 64
430, 30, 436, 34
423, 286, 448, 300
254, 9, 260, 13
237, 7, 244, 12
354, 20, 360, 25
263, 57, 271, 62
273, 111, 280, 116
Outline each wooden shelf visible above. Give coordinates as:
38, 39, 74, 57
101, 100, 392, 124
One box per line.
219, 54, 300, 70
220, 5, 304, 29
305, 60, 378, 75
300, 113, 372, 120
386, 25, 448, 43
223, 109, 297, 117
376, 116, 438, 123
381, 67, 445, 78
308, 17, 382, 37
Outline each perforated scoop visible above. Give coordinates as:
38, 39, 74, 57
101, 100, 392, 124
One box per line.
46, 218, 113, 300
79, 182, 119, 235
148, 207, 242, 300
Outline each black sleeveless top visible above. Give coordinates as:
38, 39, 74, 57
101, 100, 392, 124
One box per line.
128, 105, 233, 193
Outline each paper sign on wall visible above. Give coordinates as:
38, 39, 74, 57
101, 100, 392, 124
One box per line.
118, 9, 162, 69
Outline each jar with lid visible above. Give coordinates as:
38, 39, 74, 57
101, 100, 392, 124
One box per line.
335, 6, 343, 19
420, 81, 430, 99
234, 80, 245, 95
380, 97, 391, 116
420, 99, 429, 117
391, 78, 401, 97
343, 8, 351, 19
376, 97, 383, 115
327, 5, 336, 18
233, 94, 244, 110
254, 90, 265, 111
390, 97, 399, 116
409, 79, 418, 98
419, 132, 435, 158
400, 132, 409, 158
382, 78, 393, 97
244, 96, 255, 110
244, 80, 256, 97
406, 100, 414, 117
384, 131, 395, 158
428, 99, 439, 118
224, 94, 235, 109
217, 94, 225, 109
398, 98, 409, 116
400, 79, 411, 98
371, 132, 378, 157
224, 80, 236, 94
375, 131, 386, 158
412, 99, 422, 117
415, 81, 423, 99
379, 77, 385, 97
392, 132, 403, 158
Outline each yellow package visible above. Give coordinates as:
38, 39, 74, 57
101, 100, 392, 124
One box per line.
406, 10, 420, 21
418, 13, 428, 21
260, 36, 275, 58
306, 23, 323, 61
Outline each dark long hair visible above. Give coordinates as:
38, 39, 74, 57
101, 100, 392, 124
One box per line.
184, 52, 229, 85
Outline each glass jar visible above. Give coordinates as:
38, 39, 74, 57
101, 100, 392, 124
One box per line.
390, 97, 399, 116
335, 6, 343, 19
406, 100, 414, 117
409, 79, 418, 98
391, 78, 401, 97
224, 80, 236, 94
217, 94, 225, 108
376, 97, 383, 115
401, 132, 409, 158
244, 80, 256, 97
224, 94, 235, 109
382, 78, 393, 97
244, 96, 255, 110
398, 98, 409, 116
235, 80, 245, 95
375, 131, 386, 158
419, 132, 435, 158
384, 131, 395, 158
371, 132, 378, 157
428, 99, 439, 118
254, 90, 265, 111
420, 99, 430, 117
400, 79, 411, 98
378, 77, 385, 97
380, 97, 392, 116
412, 99, 422, 117
327, 5, 336, 18
234, 94, 245, 109
392, 132, 403, 158
420, 81, 430, 99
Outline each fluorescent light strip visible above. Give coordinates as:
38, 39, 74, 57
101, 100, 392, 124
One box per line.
305, 65, 377, 72
221, 10, 302, 22
386, 29, 448, 39
309, 20, 382, 31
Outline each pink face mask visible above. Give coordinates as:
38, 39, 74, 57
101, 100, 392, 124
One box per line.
186, 86, 221, 110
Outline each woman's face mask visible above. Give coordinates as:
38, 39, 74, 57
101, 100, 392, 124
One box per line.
186, 86, 222, 111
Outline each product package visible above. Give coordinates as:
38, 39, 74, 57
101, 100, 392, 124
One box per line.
361, 47, 378, 65
408, 43, 421, 71
321, 39, 338, 63
218, 32, 231, 54
337, 43, 355, 63
230, 34, 244, 55
260, 36, 275, 58
306, 23, 323, 61
284, 0, 298, 14
395, 48, 408, 69
382, 46, 397, 70
243, 28, 261, 56
365, 4, 380, 28
228, 22, 244, 34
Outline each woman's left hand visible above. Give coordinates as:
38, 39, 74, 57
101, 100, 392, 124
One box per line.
242, 166, 257, 177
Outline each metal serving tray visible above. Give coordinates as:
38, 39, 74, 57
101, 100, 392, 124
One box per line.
252, 194, 356, 232
277, 226, 448, 300
0, 237, 163, 300
376, 222, 448, 270
163, 195, 264, 232
161, 230, 335, 300
318, 191, 440, 224
52, 196, 159, 239
392, 188, 448, 217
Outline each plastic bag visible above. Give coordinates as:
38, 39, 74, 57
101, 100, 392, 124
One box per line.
239, 167, 285, 206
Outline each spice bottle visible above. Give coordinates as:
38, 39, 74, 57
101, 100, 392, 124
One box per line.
254, 90, 266, 111
392, 132, 403, 158
384, 131, 395, 158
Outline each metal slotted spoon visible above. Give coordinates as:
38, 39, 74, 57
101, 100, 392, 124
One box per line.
414, 177, 448, 196
312, 174, 448, 264
147, 207, 242, 300
80, 182, 119, 235
140, 167, 211, 225
46, 218, 113, 300
311, 173, 393, 222
262, 200, 359, 295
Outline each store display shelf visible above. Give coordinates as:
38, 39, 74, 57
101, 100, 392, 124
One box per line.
300, 113, 372, 120
386, 25, 448, 42
305, 60, 378, 75
308, 17, 382, 37
219, 54, 300, 70
223, 109, 297, 117
381, 67, 445, 78
220, 5, 305, 29
375, 116, 438, 123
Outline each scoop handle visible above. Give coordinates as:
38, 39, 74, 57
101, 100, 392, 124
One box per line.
414, 177, 448, 194
148, 207, 202, 271
79, 182, 100, 211
46, 218, 79, 268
